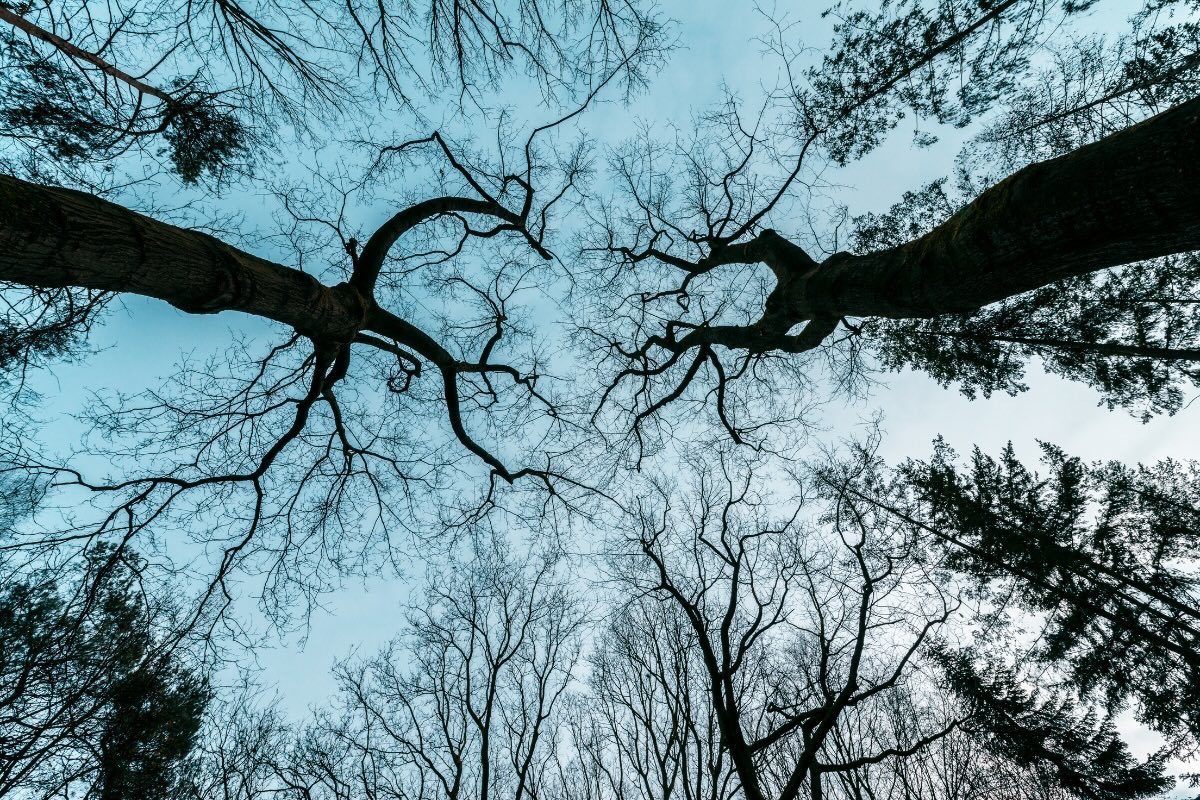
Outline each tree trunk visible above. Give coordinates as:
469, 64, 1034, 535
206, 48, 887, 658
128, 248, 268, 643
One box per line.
4, 95, 1200, 348
787, 95, 1200, 321
0, 176, 365, 342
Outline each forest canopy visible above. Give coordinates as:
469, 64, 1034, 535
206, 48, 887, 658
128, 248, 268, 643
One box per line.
2, 0, 1200, 797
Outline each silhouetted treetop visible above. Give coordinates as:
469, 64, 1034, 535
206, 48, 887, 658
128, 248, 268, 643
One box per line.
0, 546, 209, 799
1, 0, 1199, 658
819, 439, 1200, 762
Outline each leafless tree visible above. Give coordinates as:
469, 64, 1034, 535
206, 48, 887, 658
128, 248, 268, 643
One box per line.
0, 0, 664, 183
592, 449, 966, 800
566, 598, 738, 800
591, 449, 1169, 800
152, 450, 1180, 800
2, 5, 1200, 769
181, 684, 291, 800
579, 0, 1200, 438
0, 2, 672, 626
278, 533, 587, 800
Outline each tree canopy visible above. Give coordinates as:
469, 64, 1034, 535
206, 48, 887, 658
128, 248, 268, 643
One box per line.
2, 0, 1200, 797
0, 546, 209, 800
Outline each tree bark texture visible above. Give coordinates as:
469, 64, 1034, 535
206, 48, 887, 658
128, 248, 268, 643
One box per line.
0, 178, 366, 342
3, 95, 1200, 347
790, 95, 1200, 320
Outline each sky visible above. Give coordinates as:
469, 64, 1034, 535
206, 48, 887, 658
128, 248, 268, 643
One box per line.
9, 0, 1196, 783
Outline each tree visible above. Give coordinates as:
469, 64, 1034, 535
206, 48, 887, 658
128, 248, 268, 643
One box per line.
3, 0, 1200, 472
0, 0, 668, 621
280, 534, 586, 800
3, 0, 1200, 779
816, 439, 1200, 758
599, 451, 1172, 800
208, 454, 1179, 800
0, 0, 660, 183
6, 89, 1198, 416
581, 0, 1200, 440
0, 546, 209, 799
181, 685, 291, 800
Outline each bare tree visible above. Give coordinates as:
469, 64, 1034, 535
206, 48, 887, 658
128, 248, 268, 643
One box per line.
142, 449, 1187, 800
2, 1, 1197, 492
3, 8, 1200, 782
0, 0, 663, 182
597, 449, 1170, 800
567, 598, 738, 800
181, 684, 291, 800
610, 451, 967, 800
581, 0, 1200, 439
280, 533, 586, 800
0, 11, 669, 622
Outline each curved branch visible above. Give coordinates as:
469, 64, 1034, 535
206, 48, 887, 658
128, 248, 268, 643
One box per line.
351, 196, 517, 296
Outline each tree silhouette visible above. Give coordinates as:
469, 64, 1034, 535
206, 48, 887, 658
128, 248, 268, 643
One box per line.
0, 546, 209, 799
0, 0, 661, 183
815, 437, 1200, 771
215, 454, 1180, 799
1, 3, 1200, 794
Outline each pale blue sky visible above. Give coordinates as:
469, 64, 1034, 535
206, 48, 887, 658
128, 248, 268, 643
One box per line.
11, 0, 1194, 777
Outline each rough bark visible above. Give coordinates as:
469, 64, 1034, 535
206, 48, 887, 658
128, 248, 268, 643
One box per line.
783, 95, 1200, 321
4, 94, 1200, 358
0, 176, 367, 342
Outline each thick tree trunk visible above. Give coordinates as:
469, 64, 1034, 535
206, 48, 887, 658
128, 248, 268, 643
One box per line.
787, 95, 1200, 321
0, 177, 365, 342
3, 95, 1200, 353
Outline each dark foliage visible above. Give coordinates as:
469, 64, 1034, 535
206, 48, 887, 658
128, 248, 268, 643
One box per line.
0, 34, 115, 162
0, 286, 108, 378
826, 0, 1200, 421
933, 645, 1171, 800
160, 90, 249, 184
854, 185, 1200, 420
0, 547, 209, 799
901, 441, 1200, 753
809, 0, 1084, 164
0, 31, 248, 183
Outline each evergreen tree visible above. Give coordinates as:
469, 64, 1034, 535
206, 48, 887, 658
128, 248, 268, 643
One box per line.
0, 547, 209, 799
932, 646, 1172, 800
846, 441, 1200, 756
